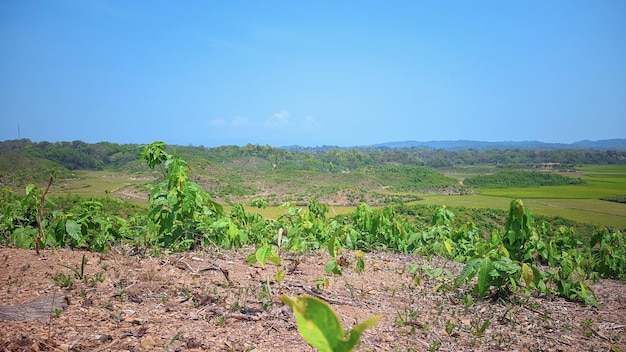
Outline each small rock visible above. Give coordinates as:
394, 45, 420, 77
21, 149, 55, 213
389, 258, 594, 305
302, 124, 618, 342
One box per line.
141, 335, 158, 348
124, 317, 144, 325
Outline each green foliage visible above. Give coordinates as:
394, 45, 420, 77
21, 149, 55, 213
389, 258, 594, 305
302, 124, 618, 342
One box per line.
3, 139, 625, 177
141, 142, 224, 250
2, 141, 623, 314
280, 295, 380, 352
504, 199, 534, 262
454, 199, 599, 305
454, 244, 522, 297
600, 194, 626, 204
464, 170, 585, 188
590, 229, 626, 280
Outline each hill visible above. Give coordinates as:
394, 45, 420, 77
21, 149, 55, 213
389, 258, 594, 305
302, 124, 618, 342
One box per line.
0, 153, 75, 190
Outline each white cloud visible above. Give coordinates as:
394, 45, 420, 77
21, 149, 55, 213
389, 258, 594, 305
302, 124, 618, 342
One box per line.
210, 118, 226, 126
265, 110, 290, 128
233, 116, 250, 126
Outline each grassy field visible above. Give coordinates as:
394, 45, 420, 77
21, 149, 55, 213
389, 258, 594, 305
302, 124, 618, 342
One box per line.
40, 165, 626, 229
49, 170, 154, 204
421, 165, 626, 228
418, 195, 625, 228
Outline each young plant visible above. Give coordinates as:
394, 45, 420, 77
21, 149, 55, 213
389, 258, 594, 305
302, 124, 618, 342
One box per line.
52, 272, 74, 288
354, 250, 365, 273
248, 244, 285, 283
280, 295, 380, 352
59, 254, 88, 281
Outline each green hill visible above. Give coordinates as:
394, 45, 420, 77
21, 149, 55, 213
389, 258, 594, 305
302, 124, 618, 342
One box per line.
0, 153, 75, 191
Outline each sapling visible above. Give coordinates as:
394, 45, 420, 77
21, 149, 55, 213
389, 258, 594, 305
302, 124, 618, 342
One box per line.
281, 295, 380, 352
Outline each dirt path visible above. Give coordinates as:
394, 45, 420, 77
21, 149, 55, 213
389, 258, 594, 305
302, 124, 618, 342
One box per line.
1, 247, 624, 351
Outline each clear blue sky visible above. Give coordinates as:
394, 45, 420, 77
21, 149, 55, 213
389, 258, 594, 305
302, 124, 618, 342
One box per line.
1, 1, 625, 147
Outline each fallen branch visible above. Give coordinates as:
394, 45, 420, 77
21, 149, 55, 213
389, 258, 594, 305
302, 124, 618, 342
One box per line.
0, 294, 69, 321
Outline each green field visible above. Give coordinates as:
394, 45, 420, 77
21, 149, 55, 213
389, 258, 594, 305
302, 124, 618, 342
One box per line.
49, 170, 154, 204
419, 165, 626, 228
37, 165, 626, 229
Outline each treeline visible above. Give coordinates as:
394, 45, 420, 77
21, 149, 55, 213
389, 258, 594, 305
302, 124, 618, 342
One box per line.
464, 170, 586, 188
0, 139, 142, 170
1, 139, 625, 172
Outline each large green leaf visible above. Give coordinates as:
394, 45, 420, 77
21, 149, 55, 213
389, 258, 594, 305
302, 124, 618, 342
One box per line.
255, 246, 278, 267
476, 258, 493, 296
65, 220, 82, 242
455, 258, 481, 286
280, 295, 379, 352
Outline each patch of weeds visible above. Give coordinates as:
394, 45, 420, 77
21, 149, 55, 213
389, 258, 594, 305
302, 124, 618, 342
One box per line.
312, 276, 329, 291
463, 294, 474, 310
580, 318, 594, 338
471, 318, 490, 337
165, 331, 183, 352
429, 339, 442, 351
394, 308, 420, 331
345, 280, 356, 300
259, 278, 274, 310
87, 272, 105, 287
409, 264, 454, 292
445, 320, 457, 336
52, 272, 74, 288
59, 254, 88, 281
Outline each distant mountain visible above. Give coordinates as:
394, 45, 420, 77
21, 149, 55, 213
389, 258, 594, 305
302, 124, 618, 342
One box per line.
369, 139, 626, 151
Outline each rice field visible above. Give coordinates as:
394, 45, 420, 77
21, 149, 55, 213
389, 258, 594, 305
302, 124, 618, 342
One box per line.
421, 165, 626, 228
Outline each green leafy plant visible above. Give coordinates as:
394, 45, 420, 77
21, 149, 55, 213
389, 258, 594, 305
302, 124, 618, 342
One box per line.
140, 141, 224, 250
313, 277, 329, 291
354, 250, 365, 273
52, 272, 74, 288
59, 254, 88, 280
280, 295, 380, 352
454, 244, 522, 298
471, 318, 490, 337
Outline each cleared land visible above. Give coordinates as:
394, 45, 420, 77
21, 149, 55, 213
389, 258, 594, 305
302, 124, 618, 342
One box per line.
1, 247, 624, 351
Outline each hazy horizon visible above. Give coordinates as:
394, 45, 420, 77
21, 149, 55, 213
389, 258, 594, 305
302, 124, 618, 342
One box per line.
1, 1, 625, 147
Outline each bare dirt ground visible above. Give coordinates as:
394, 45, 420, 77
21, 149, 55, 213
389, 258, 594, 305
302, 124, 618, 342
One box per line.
1, 247, 625, 352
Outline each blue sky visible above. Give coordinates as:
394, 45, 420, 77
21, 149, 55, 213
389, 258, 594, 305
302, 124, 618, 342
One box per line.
1, 1, 625, 147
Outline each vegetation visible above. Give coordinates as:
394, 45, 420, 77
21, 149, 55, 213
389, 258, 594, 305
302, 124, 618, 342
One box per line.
2, 139, 625, 175
463, 170, 585, 188
601, 195, 626, 204
2, 141, 626, 350
281, 295, 380, 352
0, 152, 74, 189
